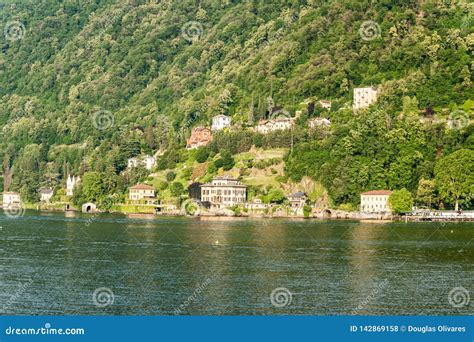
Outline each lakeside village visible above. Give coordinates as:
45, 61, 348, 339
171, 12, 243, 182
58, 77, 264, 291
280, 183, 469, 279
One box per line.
2, 87, 473, 222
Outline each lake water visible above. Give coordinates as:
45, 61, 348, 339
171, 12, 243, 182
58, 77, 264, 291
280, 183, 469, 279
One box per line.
1, 210, 472, 315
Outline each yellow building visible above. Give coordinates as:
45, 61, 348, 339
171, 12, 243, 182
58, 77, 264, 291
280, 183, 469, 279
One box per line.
129, 184, 156, 203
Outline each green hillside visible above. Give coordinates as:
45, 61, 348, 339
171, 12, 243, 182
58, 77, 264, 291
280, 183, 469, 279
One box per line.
0, 0, 472, 208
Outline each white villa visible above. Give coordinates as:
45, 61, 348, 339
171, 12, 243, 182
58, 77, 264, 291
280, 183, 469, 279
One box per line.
353, 87, 378, 110
212, 115, 232, 131
66, 175, 81, 196
142, 155, 156, 170
308, 117, 331, 129
201, 176, 247, 209
360, 190, 392, 213
319, 100, 332, 109
127, 155, 156, 170
2, 192, 21, 208
256, 117, 294, 134
40, 188, 54, 202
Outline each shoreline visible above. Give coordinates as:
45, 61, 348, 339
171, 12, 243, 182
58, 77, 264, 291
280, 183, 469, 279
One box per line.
5, 205, 474, 222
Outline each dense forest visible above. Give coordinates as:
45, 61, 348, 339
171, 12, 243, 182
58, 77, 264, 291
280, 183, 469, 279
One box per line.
0, 0, 472, 209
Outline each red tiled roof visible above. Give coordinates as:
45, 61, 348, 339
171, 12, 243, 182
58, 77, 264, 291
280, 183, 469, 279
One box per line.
361, 190, 392, 196
130, 184, 155, 190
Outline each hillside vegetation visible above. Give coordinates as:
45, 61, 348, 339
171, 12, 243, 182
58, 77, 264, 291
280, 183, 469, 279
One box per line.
0, 0, 473, 209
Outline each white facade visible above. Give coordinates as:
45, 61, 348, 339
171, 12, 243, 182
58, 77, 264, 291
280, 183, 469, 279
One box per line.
201, 176, 247, 209
308, 118, 331, 128
142, 155, 156, 170
212, 115, 232, 131
127, 156, 156, 170
360, 190, 392, 213
319, 100, 332, 109
256, 118, 294, 134
353, 87, 378, 110
66, 175, 80, 196
127, 158, 139, 168
2, 192, 21, 207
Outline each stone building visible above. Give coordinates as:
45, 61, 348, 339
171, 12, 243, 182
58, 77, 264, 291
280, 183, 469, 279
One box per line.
201, 176, 247, 209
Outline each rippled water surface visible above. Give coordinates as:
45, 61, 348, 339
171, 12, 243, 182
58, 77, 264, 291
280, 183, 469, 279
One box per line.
1, 211, 473, 315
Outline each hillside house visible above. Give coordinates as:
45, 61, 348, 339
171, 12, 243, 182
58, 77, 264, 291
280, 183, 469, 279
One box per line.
319, 100, 332, 109
353, 87, 378, 110
308, 117, 331, 129
127, 155, 156, 170
212, 115, 232, 131
256, 117, 294, 134
287, 192, 307, 209
186, 126, 213, 149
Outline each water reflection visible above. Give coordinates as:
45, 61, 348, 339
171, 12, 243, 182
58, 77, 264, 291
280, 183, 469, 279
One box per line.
0, 211, 472, 315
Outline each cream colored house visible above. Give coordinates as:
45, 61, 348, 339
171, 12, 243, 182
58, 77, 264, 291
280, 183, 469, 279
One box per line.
256, 117, 294, 134
360, 190, 392, 213
129, 184, 156, 202
201, 176, 247, 209
2, 192, 21, 208
212, 115, 232, 131
353, 87, 378, 110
